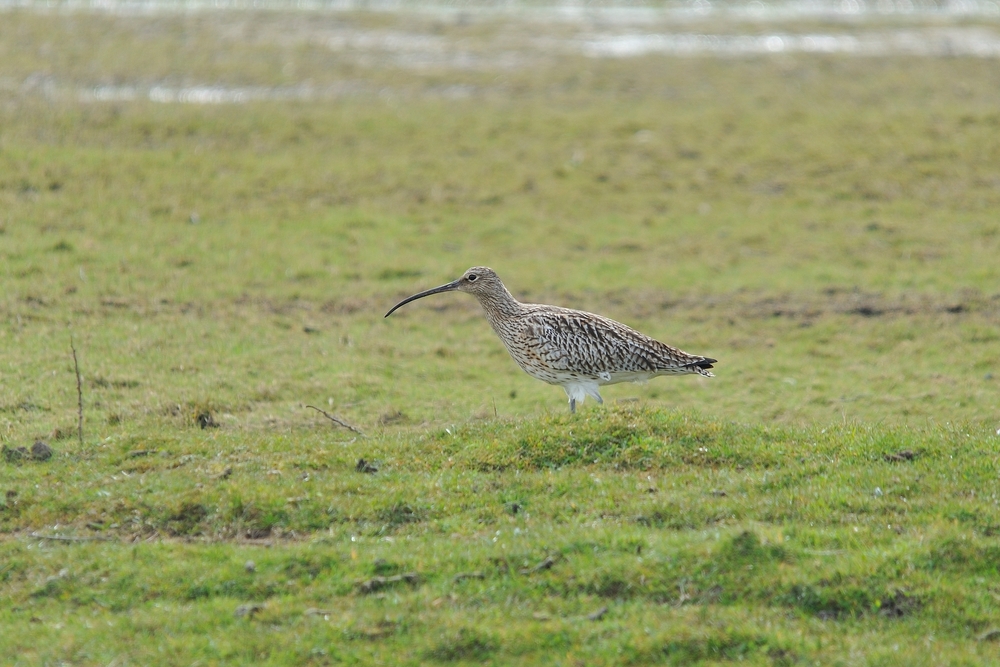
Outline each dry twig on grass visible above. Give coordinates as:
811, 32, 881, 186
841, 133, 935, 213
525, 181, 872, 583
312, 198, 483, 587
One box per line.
587, 606, 609, 621
305, 405, 365, 436
70, 335, 83, 446
30, 532, 113, 543
520, 556, 556, 575
356, 572, 419, 594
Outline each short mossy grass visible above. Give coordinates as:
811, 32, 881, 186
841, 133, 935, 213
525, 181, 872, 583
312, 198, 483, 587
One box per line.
2, 7, 1000, 665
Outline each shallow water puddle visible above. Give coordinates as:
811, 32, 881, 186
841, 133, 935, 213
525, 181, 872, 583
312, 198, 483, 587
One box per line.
580, 27, 1000, 57
6, 0, 997, 103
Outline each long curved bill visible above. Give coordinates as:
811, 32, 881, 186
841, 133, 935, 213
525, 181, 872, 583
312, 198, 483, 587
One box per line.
384, 279, 461, 317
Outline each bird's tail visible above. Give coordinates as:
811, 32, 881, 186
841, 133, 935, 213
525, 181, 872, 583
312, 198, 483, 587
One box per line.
684, 357, 717, 378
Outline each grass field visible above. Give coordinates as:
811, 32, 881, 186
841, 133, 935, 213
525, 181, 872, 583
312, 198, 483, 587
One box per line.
2, 5, 1000, 665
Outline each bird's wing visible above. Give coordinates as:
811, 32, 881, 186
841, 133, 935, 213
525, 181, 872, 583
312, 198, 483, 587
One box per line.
519, 307, 698, 375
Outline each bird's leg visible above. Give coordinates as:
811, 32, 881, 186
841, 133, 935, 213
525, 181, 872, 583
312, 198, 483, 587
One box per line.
569, 398, 576, 414
585, 386, 603, 405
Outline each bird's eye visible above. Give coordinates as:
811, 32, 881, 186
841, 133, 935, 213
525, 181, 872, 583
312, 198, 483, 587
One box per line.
467, 274, 478, 282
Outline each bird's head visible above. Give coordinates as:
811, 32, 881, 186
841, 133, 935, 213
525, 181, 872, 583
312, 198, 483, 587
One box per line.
384, 266, 504, 317
453, 266, 501, 296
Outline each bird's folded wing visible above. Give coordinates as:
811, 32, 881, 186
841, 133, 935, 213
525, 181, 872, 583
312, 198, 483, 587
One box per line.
521, 310, 660, 374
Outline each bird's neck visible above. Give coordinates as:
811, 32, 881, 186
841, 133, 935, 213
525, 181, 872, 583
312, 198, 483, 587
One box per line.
475, 285, 525, 324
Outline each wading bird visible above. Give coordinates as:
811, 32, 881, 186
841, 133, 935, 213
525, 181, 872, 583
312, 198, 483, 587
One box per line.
385, 267, 716, 413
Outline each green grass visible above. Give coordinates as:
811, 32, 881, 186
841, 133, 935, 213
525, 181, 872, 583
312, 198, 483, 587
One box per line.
2, 7, 1000, 665
3, 414, 1000, 664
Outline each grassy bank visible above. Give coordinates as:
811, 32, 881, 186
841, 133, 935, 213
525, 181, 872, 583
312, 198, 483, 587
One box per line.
3, 411, 1000, 664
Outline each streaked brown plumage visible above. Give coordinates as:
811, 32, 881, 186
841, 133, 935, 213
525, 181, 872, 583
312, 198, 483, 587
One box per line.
385, 266, 716, 412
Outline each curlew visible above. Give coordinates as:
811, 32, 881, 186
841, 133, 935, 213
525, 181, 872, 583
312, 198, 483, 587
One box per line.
384, 267, 716, 413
